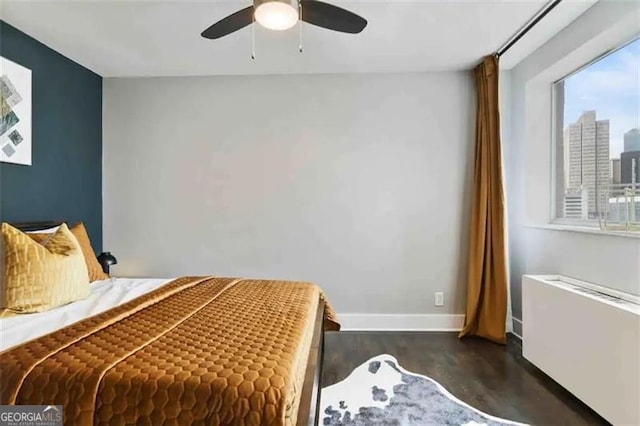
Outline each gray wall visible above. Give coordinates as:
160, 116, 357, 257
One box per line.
103, 72, 474, 315
506, 0, 640, 335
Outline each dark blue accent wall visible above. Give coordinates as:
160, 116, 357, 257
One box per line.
0, 21, 103, 252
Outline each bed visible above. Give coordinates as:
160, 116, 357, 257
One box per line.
0, 221, 338, 425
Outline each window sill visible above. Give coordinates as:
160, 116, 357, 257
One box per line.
526, 223, 640, 239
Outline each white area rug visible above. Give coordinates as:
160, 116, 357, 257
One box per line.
320, 354, 529, 425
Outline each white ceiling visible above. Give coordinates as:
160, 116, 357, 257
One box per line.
2, 0, 596, 77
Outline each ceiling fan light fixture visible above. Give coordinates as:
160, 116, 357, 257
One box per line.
254, 0, 299, 31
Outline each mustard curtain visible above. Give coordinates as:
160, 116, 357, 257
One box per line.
459, 55, 508, 344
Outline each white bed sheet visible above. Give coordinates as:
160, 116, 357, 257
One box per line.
0, 277, 173, 352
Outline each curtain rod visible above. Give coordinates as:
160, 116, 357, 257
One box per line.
496, 0, 563, 58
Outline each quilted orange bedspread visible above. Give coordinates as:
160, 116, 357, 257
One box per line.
0, 277, 339, 425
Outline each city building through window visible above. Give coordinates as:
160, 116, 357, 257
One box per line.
554, 38, 639, 229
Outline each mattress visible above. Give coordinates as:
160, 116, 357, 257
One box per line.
0, 276, 339, 425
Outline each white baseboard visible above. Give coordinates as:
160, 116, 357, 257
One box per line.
511, 317, 523, 340
338, 314, 465, 331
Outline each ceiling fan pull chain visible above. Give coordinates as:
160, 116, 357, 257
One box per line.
298, 1, 303, 53
251, 13, 256, 60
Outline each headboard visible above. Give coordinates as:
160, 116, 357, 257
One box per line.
11, 221, 64, 232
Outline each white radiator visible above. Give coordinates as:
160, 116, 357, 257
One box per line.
522, 275, 640, 425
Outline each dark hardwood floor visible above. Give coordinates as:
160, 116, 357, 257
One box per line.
321, 332, 609, 425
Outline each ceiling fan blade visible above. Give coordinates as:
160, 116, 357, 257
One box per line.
300, 0, 367, 34
201, 6, 254, 39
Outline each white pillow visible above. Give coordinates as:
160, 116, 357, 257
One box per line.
26, 226, 60, 234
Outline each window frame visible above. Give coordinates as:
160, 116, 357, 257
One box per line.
550, 36, 640, 228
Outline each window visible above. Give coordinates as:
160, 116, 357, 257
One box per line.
553, 38, 640, 231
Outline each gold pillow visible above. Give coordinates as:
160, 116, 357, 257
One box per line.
2, 223, 90, 313
69, 222, 109, 282
28, 222, 109, 283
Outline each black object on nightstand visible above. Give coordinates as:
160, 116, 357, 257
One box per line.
97, 252, 118, 274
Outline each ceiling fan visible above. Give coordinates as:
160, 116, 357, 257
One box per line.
201, 0, 367, 39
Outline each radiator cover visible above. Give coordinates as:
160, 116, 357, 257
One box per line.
522, 275, 639, 425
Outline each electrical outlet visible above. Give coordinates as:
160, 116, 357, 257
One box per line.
435, 292, 444, 307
